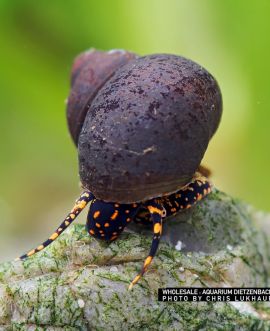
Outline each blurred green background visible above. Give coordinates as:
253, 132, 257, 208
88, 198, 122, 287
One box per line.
0, 0, 269, 261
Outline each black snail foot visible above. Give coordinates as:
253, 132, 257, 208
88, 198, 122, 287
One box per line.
128, 188, 247, 254
0, 189, 270, 329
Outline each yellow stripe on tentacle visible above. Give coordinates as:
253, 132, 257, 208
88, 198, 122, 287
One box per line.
15, 191, 94, 261
129, 201, 164, 290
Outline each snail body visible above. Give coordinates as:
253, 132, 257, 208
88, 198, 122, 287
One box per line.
17, 49, 222, 288
18, 173, 211, 289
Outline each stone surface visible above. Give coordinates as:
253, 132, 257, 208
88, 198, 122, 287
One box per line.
0, 189, 270, 330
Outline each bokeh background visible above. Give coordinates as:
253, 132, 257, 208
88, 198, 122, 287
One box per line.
0, 0, 269, 261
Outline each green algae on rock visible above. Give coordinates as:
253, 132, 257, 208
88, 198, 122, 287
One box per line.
0, 189, 270, 330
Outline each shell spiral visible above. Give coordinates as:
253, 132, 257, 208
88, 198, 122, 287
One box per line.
67, 50, 222, 203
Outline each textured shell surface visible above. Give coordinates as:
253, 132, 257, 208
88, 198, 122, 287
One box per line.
77, 53, 222, 203
67, 49, 137, 144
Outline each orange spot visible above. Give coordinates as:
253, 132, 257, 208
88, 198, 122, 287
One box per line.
110, 235, 118, 241
132, 203, 138, 208
129, 275, 141, 289
94, 211, 100, 219
27, 250, 35, 257
70, 214, 75, 219
95, 223, 101, 228
65, 221, 70, 226
111, 210, 119, 220
133, 275, 141, 282
125, 210, 130, 214
154, 223, 161, 234
76, 201, 87, 209
127, 218, 131, 222
49, 233, 59, 240
114, 203, 120, 207
113, 232, 118, 235
148, 206, 163, 216
37, 245, 44, 251
89, 229, 95, 235
143, 256, 152, 268
99, 230, 104, 233
186, 204, 192, 209
104, 223, 110, 227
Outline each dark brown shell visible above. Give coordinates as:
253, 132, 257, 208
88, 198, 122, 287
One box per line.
67, 49, 137, 144
77, 53, 222, 203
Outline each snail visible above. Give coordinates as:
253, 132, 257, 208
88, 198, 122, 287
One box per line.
16, 49, 222, 289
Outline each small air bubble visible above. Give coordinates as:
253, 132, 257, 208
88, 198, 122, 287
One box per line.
78, 299, 85, 308
175, 240, 182, 251
226, 244, 233, 251
110, 266, 118, 273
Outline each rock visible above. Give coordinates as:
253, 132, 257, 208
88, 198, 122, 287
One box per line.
0, 189, 270, 330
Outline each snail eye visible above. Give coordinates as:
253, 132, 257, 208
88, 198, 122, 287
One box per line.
162, 208, 167, 218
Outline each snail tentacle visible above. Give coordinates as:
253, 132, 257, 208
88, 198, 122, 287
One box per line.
15, 191, 94, 261
128, 175, 212, 289
129, 200, 164, 290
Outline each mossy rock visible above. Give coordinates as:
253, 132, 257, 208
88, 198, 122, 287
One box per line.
0, 189, 270, 330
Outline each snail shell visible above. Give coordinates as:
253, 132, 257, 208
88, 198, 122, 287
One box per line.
67, 49, 137, 144
67, 51, 222, 203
